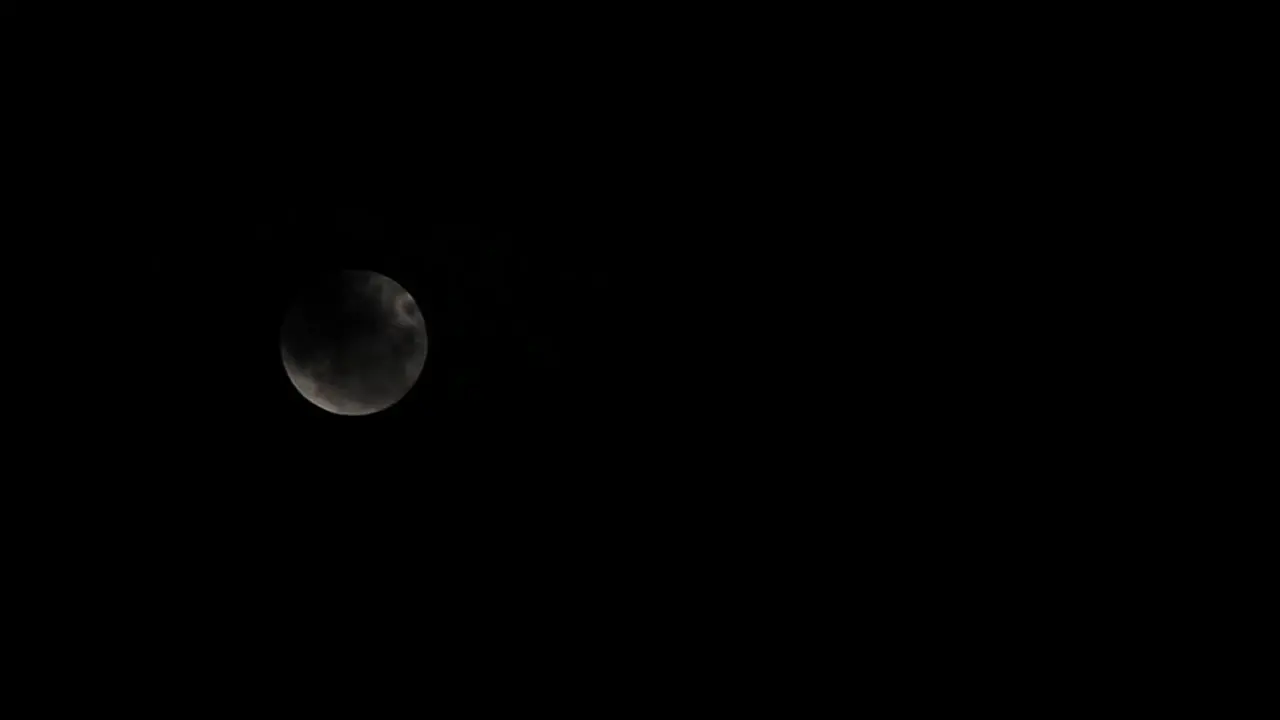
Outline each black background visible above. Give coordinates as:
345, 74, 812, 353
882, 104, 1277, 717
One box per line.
1, 7, 1165, 707
3, 11, 956, 693
5, 31, 806, 640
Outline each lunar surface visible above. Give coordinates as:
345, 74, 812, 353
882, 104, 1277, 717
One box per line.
280, 270, 428, 416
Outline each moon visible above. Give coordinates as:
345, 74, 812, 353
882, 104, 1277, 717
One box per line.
280, 270, 428, 416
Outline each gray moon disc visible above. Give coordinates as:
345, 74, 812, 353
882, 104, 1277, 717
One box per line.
280, 270, 428, 416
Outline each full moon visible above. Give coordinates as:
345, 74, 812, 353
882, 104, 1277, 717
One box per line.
280, 270, 428, 416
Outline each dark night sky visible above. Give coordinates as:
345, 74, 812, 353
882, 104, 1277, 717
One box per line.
4, 13, 935, 687
10, 92, 776, 560
3, 15, 838, 471
6, 37, 865, 526
1, 9, 1130, 704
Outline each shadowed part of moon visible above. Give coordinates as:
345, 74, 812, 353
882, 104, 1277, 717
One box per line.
280, 270, 428, 416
